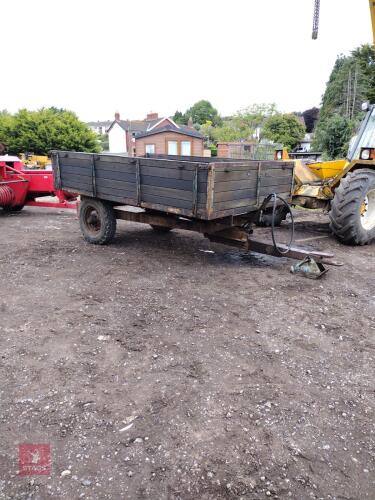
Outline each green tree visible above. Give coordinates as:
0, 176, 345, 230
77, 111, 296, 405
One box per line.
210, 103, 277, 143
318, 54, 368, 122
0, 108, 100, 155
313, 44, 375, 158
98, 133, 109, 152
235, 103, 277, 131
211, 120, 253, 142
184, 100, 222, 126
351, 44, 375, 104
313, 114, 354, 159
262, 114, 305, 150
172, 110, 186, 125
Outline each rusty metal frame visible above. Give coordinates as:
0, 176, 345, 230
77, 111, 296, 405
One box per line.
113, 207, 336, 265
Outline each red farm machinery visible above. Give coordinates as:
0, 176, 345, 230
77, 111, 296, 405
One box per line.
0, 155, 77, 212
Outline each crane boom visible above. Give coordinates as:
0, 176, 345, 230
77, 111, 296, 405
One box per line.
312, 0, 320, 39
370, 0, 375, 46
313, 1, 375, 46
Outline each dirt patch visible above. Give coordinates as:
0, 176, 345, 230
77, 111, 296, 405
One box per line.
0, 207, 374, 499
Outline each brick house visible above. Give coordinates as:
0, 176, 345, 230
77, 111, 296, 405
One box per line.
107, 112, 204, 157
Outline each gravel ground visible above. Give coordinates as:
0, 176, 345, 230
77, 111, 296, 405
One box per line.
0, 207, 374, 499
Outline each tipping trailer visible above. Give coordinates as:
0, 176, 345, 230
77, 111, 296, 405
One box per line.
51, 151, 336, 268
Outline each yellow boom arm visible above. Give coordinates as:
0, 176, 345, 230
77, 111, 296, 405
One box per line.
370, 0, 375, 46
313, 1, 375, 46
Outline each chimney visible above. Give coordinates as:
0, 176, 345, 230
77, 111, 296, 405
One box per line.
115, 111, 120, 121
146, 112, 159, 121
187, 116, 194, 128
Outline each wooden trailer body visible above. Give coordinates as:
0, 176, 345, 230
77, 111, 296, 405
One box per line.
51, 151, 295, 221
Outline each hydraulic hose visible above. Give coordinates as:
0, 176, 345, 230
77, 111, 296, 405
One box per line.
262, 193, 295, 255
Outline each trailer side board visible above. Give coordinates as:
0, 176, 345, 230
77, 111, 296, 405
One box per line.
52, 152, 294, 220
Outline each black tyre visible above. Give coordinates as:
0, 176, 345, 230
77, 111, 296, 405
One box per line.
329, 169, 375, 245
3, 204, 25, 212
79, 197, 116, 245
255, 206, 288, 227
150, 224, 172, 232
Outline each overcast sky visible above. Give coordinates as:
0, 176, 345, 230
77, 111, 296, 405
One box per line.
2, 0, 372, 122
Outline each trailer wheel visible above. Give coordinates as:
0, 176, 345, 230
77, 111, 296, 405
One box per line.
79, 198, 116, 245
329, 169, 375, 245
150, 224, 172, 232
3, 204, 25, 212
255, 206, 288, 227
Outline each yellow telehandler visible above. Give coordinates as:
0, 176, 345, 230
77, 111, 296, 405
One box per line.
267, 1, 375, 245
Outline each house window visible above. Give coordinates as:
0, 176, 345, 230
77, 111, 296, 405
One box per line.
167, 141, 178, 155
181, 141, 191, 156
145, 144, 155, 154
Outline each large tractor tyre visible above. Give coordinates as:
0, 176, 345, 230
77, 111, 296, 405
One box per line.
3, 204, 25, 213
329, 169, 375, 245
149, 224, 172, 232
255, 206, 288, 227
79, 197, 117, 245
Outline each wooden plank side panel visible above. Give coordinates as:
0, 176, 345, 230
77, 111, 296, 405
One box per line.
55, 153, 295, 221
141, 175, 207, 194
211, 160, 294, 217
95, 178, 137, 196
209, 192, 292, 220
140, 157, 209, 171
59, 156, 93, 170
59, 164, 92, 178
212, 161, 294, 172
60, 173, 93, 190
141, 193, 203, 211
213, 197, 258, 211
214, 166, 292, 183
141, 185, 206, 205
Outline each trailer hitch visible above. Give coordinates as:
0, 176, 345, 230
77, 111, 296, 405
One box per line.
206, 229, 342, 278
290, 256, 328, 279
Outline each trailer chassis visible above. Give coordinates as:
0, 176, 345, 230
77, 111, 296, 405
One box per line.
112, 205, 337, 266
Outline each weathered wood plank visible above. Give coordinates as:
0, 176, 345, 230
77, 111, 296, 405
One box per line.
59, 157, 92, 169
60, 164, 92, 177
141, 175, 207, 193
95, 178, 137, 194
141, 165, 207, 182
96, 187, 136, 201
141, 193, 204, 211
208, 194, 291, 219
140, 158, 209, 171
141, 185, 206, 204
61, 173, 94, 188
260, 176, 294, 188
213, 198, 258, 211
213, 179, 255, 192
259, 184, 293, 196
213, 175, 293, 192
213, 161, 294, 172
96, 170, 136, 182
214, 188, 257, 203
94, 160, 136, 174
214, 168, 292, 183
